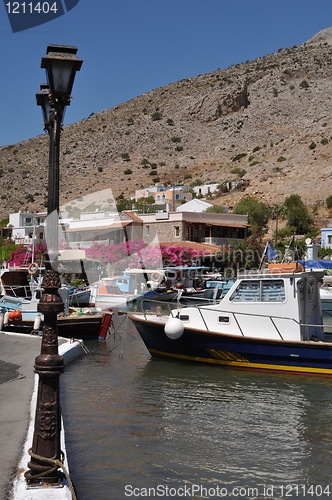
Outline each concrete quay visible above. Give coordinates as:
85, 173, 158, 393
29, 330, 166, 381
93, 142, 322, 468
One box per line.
0, 332, 84, 500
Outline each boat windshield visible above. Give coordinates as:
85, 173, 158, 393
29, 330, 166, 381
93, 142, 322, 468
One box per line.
229, 279, 285, 302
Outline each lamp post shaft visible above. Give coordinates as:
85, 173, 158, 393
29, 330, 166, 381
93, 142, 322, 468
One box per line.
25, 106, 65, 486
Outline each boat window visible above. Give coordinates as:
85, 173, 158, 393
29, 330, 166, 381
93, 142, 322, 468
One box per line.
229, 280, 285, 302
179, 315, 189, 322
218, 316, 230, 324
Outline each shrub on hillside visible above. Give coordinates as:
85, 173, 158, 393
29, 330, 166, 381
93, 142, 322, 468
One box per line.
326, 195, 332, 209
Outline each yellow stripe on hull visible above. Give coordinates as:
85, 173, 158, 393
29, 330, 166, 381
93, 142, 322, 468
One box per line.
148, 348, 332, 376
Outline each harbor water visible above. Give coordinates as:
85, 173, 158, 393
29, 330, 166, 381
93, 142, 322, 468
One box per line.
60, 313, 332, 500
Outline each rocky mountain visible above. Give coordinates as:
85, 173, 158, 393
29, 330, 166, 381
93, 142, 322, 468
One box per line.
1, 27, 332, 223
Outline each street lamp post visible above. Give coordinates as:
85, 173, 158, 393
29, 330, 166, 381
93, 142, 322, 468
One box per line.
25, 45, 82, 487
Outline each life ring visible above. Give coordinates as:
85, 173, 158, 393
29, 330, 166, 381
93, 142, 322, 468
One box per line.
151, 271, 162, 282
176, 270, 182, 282
28, 262, 39, 275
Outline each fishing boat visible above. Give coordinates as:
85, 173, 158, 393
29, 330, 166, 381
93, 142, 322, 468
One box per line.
0, 268, 107, 339
88, 277, 137, 307
128, 268, 332, 376
131, 266, 215, 305
0, 292, 107, 339
88, 268, 167, 308
62, 282, 91, 307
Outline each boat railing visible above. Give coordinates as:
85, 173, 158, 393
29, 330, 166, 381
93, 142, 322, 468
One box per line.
2, 284, 35, 299
184, 305, 302, 340
140, 299, 174, 317
139, 299, 325, 340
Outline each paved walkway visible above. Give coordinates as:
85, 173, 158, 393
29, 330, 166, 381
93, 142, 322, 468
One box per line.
0, 332, 42, 500
0, 332, 80, 500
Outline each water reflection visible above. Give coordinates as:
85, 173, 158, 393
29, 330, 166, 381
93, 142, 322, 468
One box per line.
61, 320, 332, 500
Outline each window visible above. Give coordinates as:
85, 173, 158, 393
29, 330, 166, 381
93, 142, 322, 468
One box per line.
327, 235, 332, 245
175, 194, 180, 200
146, 225, 150, 236
175, 226, 180, 237
230, 279, 285, 302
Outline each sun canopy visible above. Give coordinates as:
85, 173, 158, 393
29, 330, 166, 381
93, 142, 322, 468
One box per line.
299, 260, 332, 270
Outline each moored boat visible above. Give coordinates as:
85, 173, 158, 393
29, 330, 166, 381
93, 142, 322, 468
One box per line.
128, 268, 332, 376
0, 293, 107, 339
88, 268, 168, 308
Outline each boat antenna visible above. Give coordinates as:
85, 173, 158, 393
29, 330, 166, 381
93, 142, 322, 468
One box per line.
281, 234, 295, 263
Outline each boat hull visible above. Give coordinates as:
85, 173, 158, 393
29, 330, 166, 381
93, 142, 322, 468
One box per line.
2, 314, 104, 339
130, 315, 332, 377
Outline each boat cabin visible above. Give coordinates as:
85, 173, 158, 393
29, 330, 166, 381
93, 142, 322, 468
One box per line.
174, 270, 325, 342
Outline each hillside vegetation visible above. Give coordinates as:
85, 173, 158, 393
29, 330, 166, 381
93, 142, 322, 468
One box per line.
1, 28, 332, 224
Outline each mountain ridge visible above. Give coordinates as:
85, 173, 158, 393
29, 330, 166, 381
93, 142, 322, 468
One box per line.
1, 27, 332, 224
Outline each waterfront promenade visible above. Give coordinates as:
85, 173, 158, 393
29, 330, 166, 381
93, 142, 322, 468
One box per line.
0, 332, 83, 500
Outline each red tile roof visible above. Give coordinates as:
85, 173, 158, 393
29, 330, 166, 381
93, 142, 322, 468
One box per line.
156, 241, 221, 254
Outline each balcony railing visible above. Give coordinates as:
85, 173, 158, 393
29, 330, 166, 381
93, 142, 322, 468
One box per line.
204, 237, 244, 247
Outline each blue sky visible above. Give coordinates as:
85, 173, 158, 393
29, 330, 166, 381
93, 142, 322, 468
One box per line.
0, 0, 331, 147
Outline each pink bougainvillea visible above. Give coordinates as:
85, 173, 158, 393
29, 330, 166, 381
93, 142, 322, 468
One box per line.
8, 242, 47, 267
85, 240, 207, 272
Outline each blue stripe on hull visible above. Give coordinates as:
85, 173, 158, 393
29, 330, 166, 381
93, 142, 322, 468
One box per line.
132, 318, 332, 376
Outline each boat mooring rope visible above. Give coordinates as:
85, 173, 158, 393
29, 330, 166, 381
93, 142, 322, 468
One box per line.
24, 448, 78, 500
100, 311, 137, 356
70, 337, 90, 354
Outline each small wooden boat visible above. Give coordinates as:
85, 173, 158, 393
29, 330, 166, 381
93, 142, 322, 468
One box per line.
0, 293, 107, 340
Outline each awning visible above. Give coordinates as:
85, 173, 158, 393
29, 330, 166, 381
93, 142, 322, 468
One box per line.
63, 221, 132, 232
59, 249, 86, 260
185, 221, 248, 228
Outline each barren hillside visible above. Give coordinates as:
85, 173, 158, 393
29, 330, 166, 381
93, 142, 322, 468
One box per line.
1, 27, 332, 223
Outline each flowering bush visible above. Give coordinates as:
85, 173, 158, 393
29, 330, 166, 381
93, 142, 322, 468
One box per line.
160, 244, 201, 266
8, 242, 47, 267
85, 241, 206, 273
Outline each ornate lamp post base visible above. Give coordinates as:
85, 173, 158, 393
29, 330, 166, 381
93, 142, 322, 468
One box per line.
25, 266, 65, 486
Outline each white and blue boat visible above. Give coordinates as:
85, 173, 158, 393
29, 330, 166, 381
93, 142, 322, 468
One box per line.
129, 268, 332, 377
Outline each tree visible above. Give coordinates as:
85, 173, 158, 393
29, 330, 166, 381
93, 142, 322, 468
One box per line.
233, 196, 269, 229
284, 194, 313, 234
134, 196, 158, 214
115, 195, 132, 212
205, 205, 226, 213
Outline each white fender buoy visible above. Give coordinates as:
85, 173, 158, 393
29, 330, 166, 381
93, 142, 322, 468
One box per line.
0, 313, 4, 330
164, 317, 184, 339
4, 311, 9, 326
33, 314, 41, 331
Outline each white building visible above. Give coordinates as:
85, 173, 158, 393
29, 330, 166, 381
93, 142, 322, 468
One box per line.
192, 183, 219, 197
8, 211, 46, 244
177, 199, 212, 212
